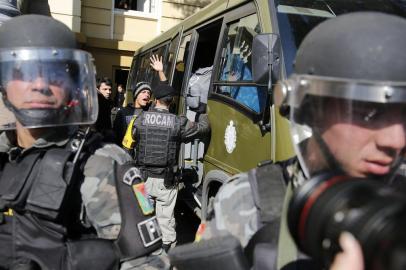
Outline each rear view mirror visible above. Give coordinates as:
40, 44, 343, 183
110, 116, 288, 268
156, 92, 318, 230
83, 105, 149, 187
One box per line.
252, 33, 281, 86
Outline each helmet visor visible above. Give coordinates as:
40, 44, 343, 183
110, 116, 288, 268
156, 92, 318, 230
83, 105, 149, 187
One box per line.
287, 75, 406, 178
0, 48, 98, 130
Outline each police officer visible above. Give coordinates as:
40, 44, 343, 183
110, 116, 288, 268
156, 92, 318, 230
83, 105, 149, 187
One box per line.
125, 83, 210, 252
0, 15, 169, 270
170, 12, 406, 270
113, 82, 152, 145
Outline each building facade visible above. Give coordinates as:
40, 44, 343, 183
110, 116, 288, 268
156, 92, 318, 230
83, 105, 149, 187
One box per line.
48, 0, 213, 92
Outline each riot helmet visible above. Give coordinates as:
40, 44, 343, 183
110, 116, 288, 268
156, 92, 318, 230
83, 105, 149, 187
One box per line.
274, 12, 406, 179
0, 15, 98, 129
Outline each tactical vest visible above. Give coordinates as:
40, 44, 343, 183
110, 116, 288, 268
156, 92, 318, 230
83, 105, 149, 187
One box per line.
0, 131, 97, 270
0, 131, 162, 270
168, 159, 318, 270
134, 110, 181, 170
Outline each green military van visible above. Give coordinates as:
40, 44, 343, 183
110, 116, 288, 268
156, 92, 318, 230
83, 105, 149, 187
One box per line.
126, 0, 405, 220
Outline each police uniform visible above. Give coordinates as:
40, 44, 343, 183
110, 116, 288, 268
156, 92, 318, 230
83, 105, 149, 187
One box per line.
199, 159, 315, 269
0, 129, 170, 270
169, 12, 406, 270
0, 15, 169, 270
129, 84, 210, 249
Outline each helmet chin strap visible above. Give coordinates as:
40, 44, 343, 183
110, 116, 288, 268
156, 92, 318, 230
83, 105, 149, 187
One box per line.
311, 127, 344, 176
3, 97, 69, 127
385, 150, 405, 185
312, 127, 404, 183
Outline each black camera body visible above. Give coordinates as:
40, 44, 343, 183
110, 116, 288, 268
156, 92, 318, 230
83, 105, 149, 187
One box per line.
287, 173, 406, 270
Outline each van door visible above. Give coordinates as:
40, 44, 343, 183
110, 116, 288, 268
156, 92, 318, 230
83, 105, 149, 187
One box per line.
208, 7, 272, 175
178, 20, 223, 186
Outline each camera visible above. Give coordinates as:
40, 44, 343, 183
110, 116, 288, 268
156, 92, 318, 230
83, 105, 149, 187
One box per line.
287, 173, 406, 270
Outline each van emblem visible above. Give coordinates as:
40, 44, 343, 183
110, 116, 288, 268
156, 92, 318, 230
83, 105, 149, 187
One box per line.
224, 120, 237, 154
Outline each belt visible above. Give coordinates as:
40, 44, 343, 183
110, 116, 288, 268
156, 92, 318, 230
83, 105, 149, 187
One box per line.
139, 167, 166, 179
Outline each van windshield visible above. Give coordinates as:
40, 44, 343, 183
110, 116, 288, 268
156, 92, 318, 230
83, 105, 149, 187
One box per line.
274, 0, 406, 75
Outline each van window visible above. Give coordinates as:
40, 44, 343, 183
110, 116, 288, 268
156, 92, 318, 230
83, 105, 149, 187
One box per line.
136, 52, 152, 83
150, 45, 168, 88
167, 34, 180, 87
172, 35, 191, 94
135, 45, 168, 89
275, 0, 406, 76
127, 56, 138, 91
215, 13, 267, 114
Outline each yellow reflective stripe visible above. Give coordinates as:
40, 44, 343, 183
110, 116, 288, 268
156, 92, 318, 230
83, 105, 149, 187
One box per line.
3, 208, 13, 216
122, 116, 137, 149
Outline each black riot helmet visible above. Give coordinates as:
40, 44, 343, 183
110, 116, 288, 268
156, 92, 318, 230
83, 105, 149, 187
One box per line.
0, 15, 98, 129
274, 12, 406, 179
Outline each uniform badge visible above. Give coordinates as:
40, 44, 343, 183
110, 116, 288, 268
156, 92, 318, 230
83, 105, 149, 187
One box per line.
224, 120, 237, 153
132, 183, 154, 215
138, 216, 162, 247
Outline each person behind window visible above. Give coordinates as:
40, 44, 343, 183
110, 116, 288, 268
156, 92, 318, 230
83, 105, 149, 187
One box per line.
220, 26, 266, 113
116, 0, 129, 9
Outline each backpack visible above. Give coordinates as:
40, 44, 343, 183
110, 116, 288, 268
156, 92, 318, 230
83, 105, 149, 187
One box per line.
187, 66, 212, 110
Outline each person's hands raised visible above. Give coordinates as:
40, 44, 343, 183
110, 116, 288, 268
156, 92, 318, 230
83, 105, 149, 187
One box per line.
150, 54, 163, 72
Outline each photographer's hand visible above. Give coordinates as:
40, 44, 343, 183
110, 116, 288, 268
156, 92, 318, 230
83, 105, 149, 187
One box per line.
330, 232, 364, 270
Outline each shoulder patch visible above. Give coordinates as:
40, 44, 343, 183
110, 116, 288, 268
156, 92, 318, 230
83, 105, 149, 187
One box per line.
122, 167, 142, 185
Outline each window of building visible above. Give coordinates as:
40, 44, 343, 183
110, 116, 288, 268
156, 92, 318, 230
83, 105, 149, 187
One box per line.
115, 0, 157, 14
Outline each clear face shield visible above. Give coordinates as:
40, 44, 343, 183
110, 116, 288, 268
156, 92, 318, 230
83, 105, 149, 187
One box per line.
0, 48, 98, 130
275, 75, 406, 179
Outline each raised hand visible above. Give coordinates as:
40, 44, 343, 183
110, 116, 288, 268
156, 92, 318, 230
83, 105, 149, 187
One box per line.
150, 54, 163, 72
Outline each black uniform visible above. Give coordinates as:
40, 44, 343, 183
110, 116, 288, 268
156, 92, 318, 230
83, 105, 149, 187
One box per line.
133, 107, 210, 180
0, 130, 163, 270
0, 14, 166, 270
132, 106, 210, 246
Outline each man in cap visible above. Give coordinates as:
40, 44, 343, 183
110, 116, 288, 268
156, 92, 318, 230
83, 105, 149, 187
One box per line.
0, 14, 169, 270
113, 81, 152, 145
124, 83, 210, 252
169, 11, 406, 270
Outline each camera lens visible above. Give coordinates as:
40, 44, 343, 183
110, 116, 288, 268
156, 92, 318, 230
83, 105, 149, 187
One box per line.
287, 173, 406, 270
